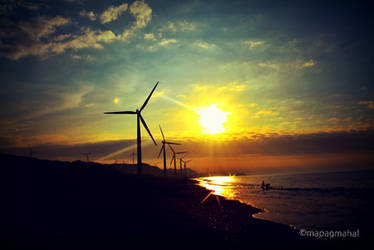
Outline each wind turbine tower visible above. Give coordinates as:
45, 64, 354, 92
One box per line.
158, 125, 180, 175
182, 159, 192, 176
28, 146, 37, 158
130, 150, 135, 164
104, 82, 158, 175
169, 147, 186, 176
81, 152, 91, 162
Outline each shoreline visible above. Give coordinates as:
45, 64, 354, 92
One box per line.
4, 154, 365, 249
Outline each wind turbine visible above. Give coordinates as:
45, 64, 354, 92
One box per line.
169, 147, 186, 176
182, 159, 192, 176
179, 158, 183, 174
130, 150, 135, 164
81, 152, 91, 162
104, 82, 158, 175
28, 146, 37, 158
158, 125, 180, 175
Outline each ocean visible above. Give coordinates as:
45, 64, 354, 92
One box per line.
196, 169, 374, 230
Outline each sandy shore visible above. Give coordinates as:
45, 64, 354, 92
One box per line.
4, 154, 363, 249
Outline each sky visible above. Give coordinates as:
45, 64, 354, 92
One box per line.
1, 0, 373, 173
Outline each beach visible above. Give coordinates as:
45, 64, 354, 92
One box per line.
4, 154, 364, 249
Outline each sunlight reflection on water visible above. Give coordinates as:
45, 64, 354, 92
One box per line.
195, 176, 237, 199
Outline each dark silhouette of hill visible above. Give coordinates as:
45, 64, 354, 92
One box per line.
3, 154, 362, 249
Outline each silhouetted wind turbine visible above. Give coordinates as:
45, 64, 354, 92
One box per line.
169, 146, 186, 175
179, 158, 183, 174
28, 146, 37, 158
182, 159, 192, 176
81, 152, 91, 162
104, 82, 158, 175
158, 125, 180, 175
130, 150, 135, 164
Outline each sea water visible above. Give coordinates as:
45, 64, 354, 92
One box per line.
196, 169, 374, 230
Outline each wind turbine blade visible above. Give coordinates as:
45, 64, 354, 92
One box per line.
158, 144, 164, 158
170, 155, 174, 166
176, 151, 187, 154
167, 143, 175, 153
165, 142, 181, 145
159, 125, 165, 140
104, 111, 136, 114
139, 114, 157, 145
140, 81, 159, 112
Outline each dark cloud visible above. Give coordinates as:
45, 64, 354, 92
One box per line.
169, 130, 374, 157
0, 1, 153, 60
0, 0, 22, 15
0, 15, 70, 60
1, 130, 374, 162
239, 130, 374, 156
0, 139, 137, 161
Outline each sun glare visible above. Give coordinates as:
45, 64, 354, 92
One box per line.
196, 104, 228, 135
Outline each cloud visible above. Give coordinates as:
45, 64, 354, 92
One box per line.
244, 130, 374, 156
19, 16, 70, 41
144, 33, 156, 40
359, 101, 374, 109
71, 54, 94, 61
328, 117, 339, 122
0, 0, 22, 15
327, 117, 352, 122
100, 3, 128, 24
217, 82, 246, 92
53, 34, 72, 42
175, 130, 374, 158
0, 16, 71, 60
80, 10, 97, 21
252, 110, 278, 119
2, 131, 374, 165
158, 38, 178, 46
258, 62, 280, 71
164, 22, 177, 32
0, 1, 153, 60
179, 20, 196, 31
129, 0, 152, 29
0, 83, 95, 139
299, 59, 316, 68
24, 85, 94, 120
194, 41, 216, 50
158, 20, 196, 36
243, 40, 265, 49
49, 28, 119, 54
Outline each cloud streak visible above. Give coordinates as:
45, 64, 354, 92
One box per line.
359, 101, 374, 109
100, 3, 128, 24
2, 131, 373, 170
243, 40, 265, 49
79, 10, 96, 21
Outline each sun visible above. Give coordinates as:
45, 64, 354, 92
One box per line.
113, 97, 119, 104
196, 104, 228, 135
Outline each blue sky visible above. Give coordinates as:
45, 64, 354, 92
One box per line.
0, 0, 373, 171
